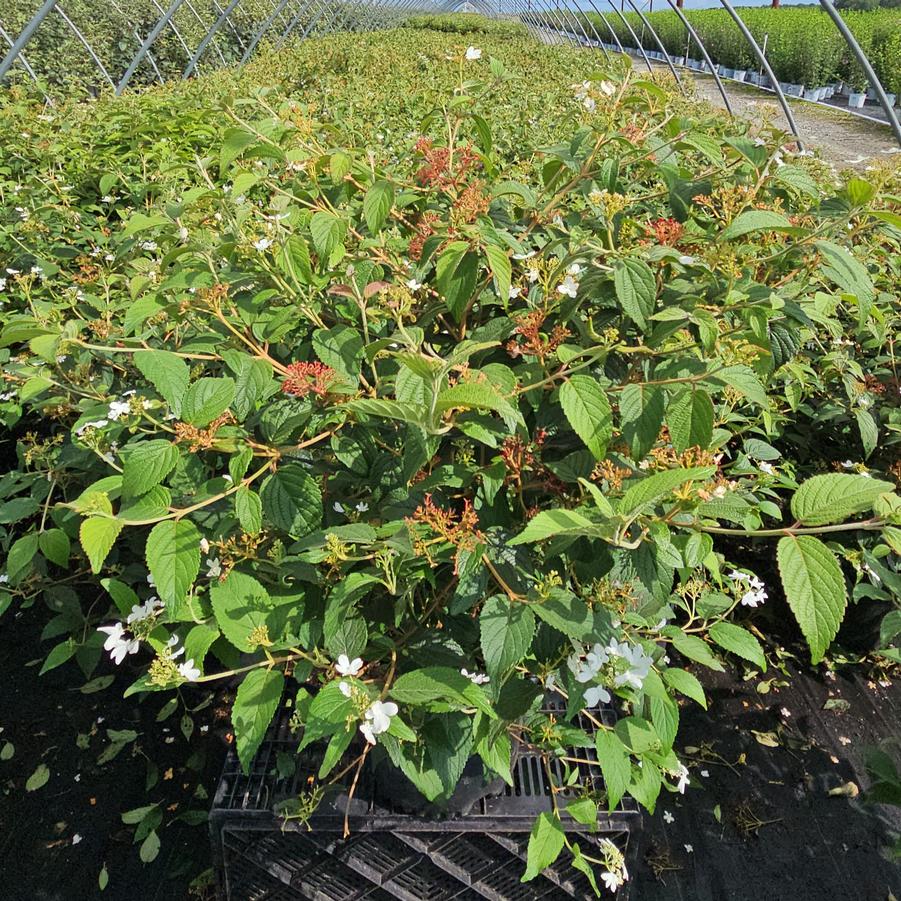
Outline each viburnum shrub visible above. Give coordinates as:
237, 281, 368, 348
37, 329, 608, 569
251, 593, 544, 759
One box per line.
1, 31, 900, 892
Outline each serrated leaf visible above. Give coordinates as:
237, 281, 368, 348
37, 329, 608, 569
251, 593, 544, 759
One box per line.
134, 350, 189, 416
38, 529, 70, 568
720, 210, 793, 241
276, 235, 313, 286
666, 387, 713, 453
437, 382, 518, 428
661, 667, 707, 708
560, 375, 612, 460
80, 517, 123, 573
791, 474, 893, 527
619, 467, 716, 517
145, 520, 200, 608
121, 440, 179, 497
233, 668, 284, 773
594, 729, 630, 810
509, 508, 596, 545
614, 258, 656, 332
436, 241, 478, 321
260, 463, 322, 538
815, 240, 874, 303
313, 325, 363, 382
521, 812, 565, 882
480, 595, 535, 676
531, 589, 593, 638
235, 486, 263, 534
210, 571, 277, 653
390, 667, 494, 717
777, 535, 847, 664
181, 377, 235, 428
484, 244, 511, 302
310, 210, 345, 261
363, 180, 394, 233
709, 622, 766, 670
670, 631, 725, 671
620, 383, 665, 460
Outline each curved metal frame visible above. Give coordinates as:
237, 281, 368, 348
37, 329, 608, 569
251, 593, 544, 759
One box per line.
0, 0, 898, 150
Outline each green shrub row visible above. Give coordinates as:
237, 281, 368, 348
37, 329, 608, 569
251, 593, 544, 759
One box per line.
553, 7, 901, 93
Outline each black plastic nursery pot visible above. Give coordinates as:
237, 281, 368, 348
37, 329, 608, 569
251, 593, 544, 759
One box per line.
210, 698, 642, 900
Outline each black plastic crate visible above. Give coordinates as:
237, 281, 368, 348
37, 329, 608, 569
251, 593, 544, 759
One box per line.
211, 697, 641, 900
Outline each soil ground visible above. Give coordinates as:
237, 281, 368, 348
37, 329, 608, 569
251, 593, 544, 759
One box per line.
2, 602, 899, 900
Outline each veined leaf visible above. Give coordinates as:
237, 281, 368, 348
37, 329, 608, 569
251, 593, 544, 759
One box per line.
233, 668, 283, 774
559, 375, 612, 460
480, 595, 535, 676
709, 622, 766, 670
666, 387, 713, 453
145, 520, 200, 608
619, 467, 716, 517
791, 473, 894, 527
521, 812, 565, 882
134, 350, 189, 417
363, 180, 394, 233
614, 258, 656, 332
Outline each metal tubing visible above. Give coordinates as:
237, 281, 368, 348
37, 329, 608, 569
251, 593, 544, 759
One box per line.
663, 0, 733, 117
717, 0, 801, 144
602, 0, 653, 74
150, 0, 193, 67
54, 5, 117, 90
817, 0, 901, 146
212, 0, 247, 50
0, 0, 58, 82
276, 0, 325, 47
117, 0, 191, 94
621, 0, 683, 90
183, 0, 228, 66
0, 21, 49, 101
582, 0, 626, 55
240, 0, 295, 64
184, 0, 243, 78
532, 0, 578, 47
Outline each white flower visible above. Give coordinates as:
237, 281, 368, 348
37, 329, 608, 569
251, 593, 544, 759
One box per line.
584, 684, 611, 706
107, 399, 131, 420
102, 195, 114, 203
0, 574, 9, 584
178, 226, 189, 242
557, 274, 580, 298
567, 263, 584, 277
758, 462, 775, 475
678, 255, 696, 265
741, 580, 767, 607
461, 668, 490, 685
601, 871, 622, 893
0, 278, 6, 291
355, 501, 369, 513
527, 266, 540, 283
465, 46, 482, 60
663, 810, 674, 824
599, 80, 616, 96
199, 538, 210, 554
147, 573, 155, 587
336, 654, 364, 677
71, 834, 83, 845
139, 241, 158, 252
360, 700, 399, 744
178, 659, 201, 681
406, 278, 422, 291
841, 460, 855, 470
508, 285, 521, 299
728, 569, 749, 582
583, 96, 597, 112
684, 844, 693, 853
338, 680, 352, 697
780, 707, 791, 718
97, 622, 140, 665
206, 557, 222, 579
333, 501, 345, 514
608, 640, 653, 691
167, 634, 185, 659
75, 419, 108, 436
675, 763, 690, 794
126, 596, 162, 625
253, 237, 273, 252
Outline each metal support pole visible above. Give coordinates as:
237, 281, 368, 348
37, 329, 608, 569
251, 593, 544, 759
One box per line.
240, 0, 295, 64
583, 0, 626, 54
55, 5, 117, 90
817, 0, 901, 146
0, 21, 50, 101
718, 0, 801, 144
622, 0, 683, 90
117, 0, 190, 94
603, 0, 653, 73
184, 0, 243, 77
0, 0, 58, 82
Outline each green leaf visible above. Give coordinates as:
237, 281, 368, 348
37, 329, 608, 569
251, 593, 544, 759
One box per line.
484, 244, 511, 302
720, 210, 793, 241
26, 763, 50, 791
618, 466, 716, 517
815, 240, 874, 303
594, 729, 630, 810
310, 210, 345, 262
134, 350, 189, 417
313, 326, 363, 382
479, 595, 535, 677
233, 668, 284, 773
38, 529, 70, 568
620, 383, 665, 460
260, 463, 322, 538
145, 520, 200, 608
508, 508, 596, 545
181, 377, 235, 428
235, 486, 263, 535
521, 812, 565, 882
210, 571, 278, 653
80, 517, 124, 573
709, 622, 766, 670
670, 631, 725, 671
614, 716, 660, 753
121, 440, 179, 498
777, 535, 848, 664
363, 180, 394, 233
297, 680, 355, 750
614, 258, 656, 332
560, 375, 612, 460
437, 382, 518, 428
531, 589, 594, 639
139, 830, 160, 864
390, 667, 494, 717
228, 356, 274, 420
436, 241, 478, 321
276, 235, 313, 286
40, 640, 77, 675
791, 474, 894, 527
661, 667, 707, 709
666, 388, 713, 453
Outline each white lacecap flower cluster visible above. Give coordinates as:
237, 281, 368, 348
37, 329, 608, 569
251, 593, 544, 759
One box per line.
599, 837, 629, 893
335, 656, 401, 745
728, 569, 767, 607
557, 263, 583, 299
461, 667, 490, 685
568, 637, 654, 705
